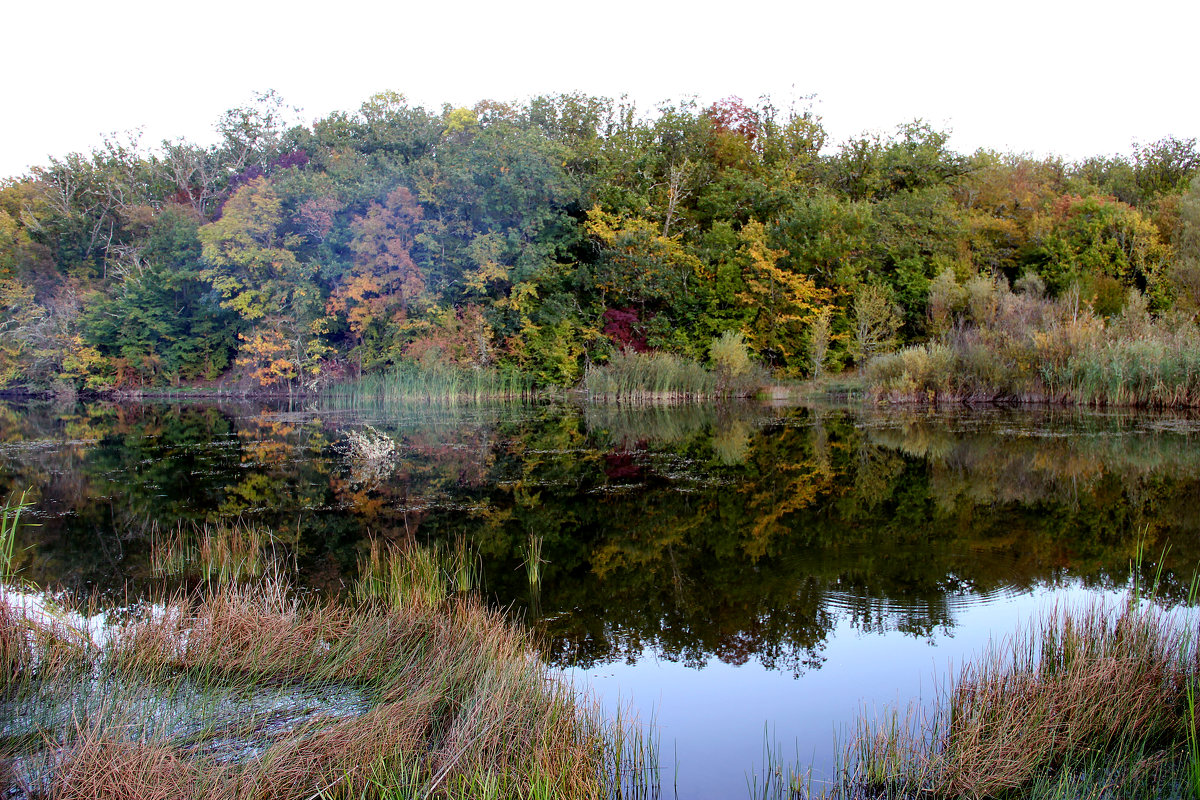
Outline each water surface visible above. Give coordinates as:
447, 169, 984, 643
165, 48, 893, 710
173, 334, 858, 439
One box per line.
3, 399, 1198, 797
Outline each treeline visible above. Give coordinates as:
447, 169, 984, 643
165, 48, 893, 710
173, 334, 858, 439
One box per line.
0, 89, 1197, 394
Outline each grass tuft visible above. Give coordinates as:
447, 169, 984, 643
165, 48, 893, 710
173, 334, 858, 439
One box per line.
822, 594, 1200, 799
3, 568, 651, 799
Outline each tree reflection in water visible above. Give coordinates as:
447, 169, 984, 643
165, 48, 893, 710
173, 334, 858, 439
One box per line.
2, 399, 1198, 677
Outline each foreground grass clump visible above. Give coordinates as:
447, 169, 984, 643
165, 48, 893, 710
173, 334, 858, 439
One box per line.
822, 597, 1200, 799
1, 573, 648, 799
867, 274, 1200, 407
150, 519, 279, 582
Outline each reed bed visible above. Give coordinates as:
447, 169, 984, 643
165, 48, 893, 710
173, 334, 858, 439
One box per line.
583, 349, 714, 401
869, 333, 1200, 408
813, 595, 1200, 799
327, 363, 540, 405
2, 562, 656, 799
584, 349, 767, 402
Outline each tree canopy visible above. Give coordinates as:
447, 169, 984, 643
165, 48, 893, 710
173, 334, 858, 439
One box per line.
0, 91, 1196, 392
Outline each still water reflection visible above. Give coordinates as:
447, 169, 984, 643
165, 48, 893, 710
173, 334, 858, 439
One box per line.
2, 399, 1199, 797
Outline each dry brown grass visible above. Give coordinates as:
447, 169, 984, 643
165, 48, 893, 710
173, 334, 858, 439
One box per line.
0, 599, 29, 681
49, 733, 221, 800
27, 576, 611, 800
843, 598, 1198, 798
0, 593, 96, 694
239, 699, 436, 799
949, 602, 1188, 795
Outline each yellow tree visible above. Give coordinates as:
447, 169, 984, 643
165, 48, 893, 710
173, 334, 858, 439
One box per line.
198, 177, 325, 387
585, 204, 702, 308
198, 177, 308, 321
736, 221, 830, 373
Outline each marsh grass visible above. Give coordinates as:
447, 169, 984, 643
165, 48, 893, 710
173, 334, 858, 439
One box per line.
150, 520, 280, 583
2, 569, 652, 800
0, 490, 31, 582
328, 363, 539, 405
355, 538, 482, 608
812, 595, 1200, 799
748, 728, 811, 800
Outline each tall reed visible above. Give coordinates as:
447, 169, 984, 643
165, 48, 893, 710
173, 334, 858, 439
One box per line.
327, 363, 540, 406
583, 350, 721, 402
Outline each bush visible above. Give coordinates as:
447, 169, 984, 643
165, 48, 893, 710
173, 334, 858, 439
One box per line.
868, 274, 1200, 407
709, 332, 771, 395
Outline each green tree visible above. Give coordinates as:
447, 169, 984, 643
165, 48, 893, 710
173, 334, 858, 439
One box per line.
585, 205, 701, 309
1030, 195, 1171, 306
82, 206, 238, 382
1171, 175, 1200, 315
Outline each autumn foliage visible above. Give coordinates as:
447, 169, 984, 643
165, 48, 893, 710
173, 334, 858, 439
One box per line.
0, 90, 1195, 393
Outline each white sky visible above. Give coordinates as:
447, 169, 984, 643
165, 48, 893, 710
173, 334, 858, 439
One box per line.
3, 0, 1197, 178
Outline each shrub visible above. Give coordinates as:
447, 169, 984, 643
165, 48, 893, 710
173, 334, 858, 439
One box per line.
868, 274, 1200, 407
709, 331, 770, 395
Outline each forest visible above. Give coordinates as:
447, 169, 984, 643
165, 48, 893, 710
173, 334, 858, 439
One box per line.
1, 90, 1197, 395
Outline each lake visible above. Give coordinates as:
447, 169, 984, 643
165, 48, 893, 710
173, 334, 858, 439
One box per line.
3, 398, 1198, 798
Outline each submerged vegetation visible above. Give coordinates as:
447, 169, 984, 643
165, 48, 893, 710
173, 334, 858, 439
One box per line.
0, 89, 1197, 403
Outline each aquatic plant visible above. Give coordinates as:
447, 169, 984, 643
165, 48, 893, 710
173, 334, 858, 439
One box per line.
150, 520, 281, 583
523, 533, 545, 592
820, 594, 1200, 799
355, 538, 448, 608
2, 575, 657, 799
343, 424, 398, 464
0, 490, 31, 582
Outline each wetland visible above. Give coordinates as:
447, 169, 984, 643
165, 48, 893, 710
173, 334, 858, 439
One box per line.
3, 398, 1200, 798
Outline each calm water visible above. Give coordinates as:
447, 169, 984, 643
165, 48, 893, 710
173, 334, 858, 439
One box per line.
4, 398, 1200, 798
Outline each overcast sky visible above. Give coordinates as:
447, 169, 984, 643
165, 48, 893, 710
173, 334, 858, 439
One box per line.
3, 0, 1196, 178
